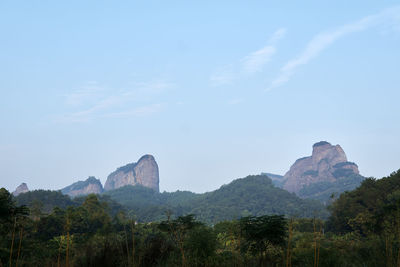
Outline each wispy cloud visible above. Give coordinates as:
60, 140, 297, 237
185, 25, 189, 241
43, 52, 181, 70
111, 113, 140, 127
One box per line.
64, 81, 104, 106
242, 46, 276, 74
104, 103, 164, 118
242, 28, 286, 74
57, 80, 173, 123
57, 95, 124, 123
210, 27, 286, 86
209, 64, 235, 86
227, 98, 244, 105
269, 28, 287, 43
268, 5, 400, 90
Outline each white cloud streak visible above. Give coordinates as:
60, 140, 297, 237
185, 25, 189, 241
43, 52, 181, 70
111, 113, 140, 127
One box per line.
209, 65, 235, 86
210, 27, 286, 86
268, 5, 400, 90
242, 46, 276, 74
104, 103, 164, 118
64, 81, 104, 106
227, 98, 243, 105
242, 28, 286, 74
269, 28, 287, 43
58, 80, 173, 123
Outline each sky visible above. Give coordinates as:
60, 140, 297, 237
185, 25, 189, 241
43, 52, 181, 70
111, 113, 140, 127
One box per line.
1, 1, 400, 193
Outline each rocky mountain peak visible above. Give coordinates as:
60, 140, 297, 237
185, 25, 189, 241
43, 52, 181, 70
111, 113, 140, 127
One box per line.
283, 141, 359, 194
61, 176, 103, 197
104, 154, 159, 192
12, 183, 29, 196
311, 141, 347, 168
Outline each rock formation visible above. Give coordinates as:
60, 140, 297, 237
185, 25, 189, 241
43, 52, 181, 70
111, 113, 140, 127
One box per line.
12, 183, 29, 196
61, 176, 104, 197
283, 141, 360, 194
104, 154, 159, 192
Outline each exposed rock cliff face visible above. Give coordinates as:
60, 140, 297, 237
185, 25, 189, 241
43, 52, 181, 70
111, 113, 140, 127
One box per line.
61, 176, 104, 197
283, 141, 360, 194
104, 154, 159, 192
12, 183, 29, 196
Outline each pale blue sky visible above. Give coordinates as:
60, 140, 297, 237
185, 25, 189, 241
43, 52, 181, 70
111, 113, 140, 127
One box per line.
1, 1, 399, 193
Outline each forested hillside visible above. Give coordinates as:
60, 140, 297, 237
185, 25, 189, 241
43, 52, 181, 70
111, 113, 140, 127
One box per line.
327, 169, 400, 234
298, 173, 365, 202
104, 175, 328, 223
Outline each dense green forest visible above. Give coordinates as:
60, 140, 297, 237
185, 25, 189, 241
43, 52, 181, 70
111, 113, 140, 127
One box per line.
298, 173, 365, 202
15, 175, 328, 224
104, 175, 328, 223
2, 170, 400, 266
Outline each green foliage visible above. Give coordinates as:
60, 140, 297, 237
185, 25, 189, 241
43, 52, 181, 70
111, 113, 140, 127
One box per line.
260, 172, 286, 187
313, 141, 330, 147
332, 168, 356, 178
0, 188, 28, 223
3, 169, 400, 266
239, 215, 287, 254
15, 189, 76, 214
327, 169, 400, 235
191, 175, 328, 224
105, 175, 328, 224
185, 225, 217, 261
298, 174, 365, 202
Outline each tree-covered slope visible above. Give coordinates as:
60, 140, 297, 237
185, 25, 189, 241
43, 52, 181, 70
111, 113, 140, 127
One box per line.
15, 190, 76, 213
190, 175, 328, 224
298, 173, 365, 202
13, 175, 328, 224
327, 169, 400, 234
104, 175, 328, 224
103, 185, 201, 221
14, 189, 124, 216
261, 172, 286, 187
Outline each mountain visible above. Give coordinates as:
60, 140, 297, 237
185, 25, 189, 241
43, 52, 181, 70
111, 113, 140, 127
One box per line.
282, 141, 364, 201
104, 154, 159, 192
188, 175, 328, 223
12, 183, 29, 196
61, 176, 103, 197
261, 172, 285, 187
104, 175, 328, 224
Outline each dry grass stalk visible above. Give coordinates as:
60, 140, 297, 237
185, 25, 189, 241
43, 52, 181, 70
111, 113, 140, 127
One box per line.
131, 221, 136, 267
15, 227, 23, 267
9, 217, 17, 267
286, 218, 293, 267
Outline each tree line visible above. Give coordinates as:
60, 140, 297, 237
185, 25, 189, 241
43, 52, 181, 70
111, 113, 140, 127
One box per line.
1, 169, 400, 266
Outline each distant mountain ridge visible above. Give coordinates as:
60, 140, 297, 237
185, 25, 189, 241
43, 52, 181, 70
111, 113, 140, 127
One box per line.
12, 141, 364, 208
56, 154, 160, 197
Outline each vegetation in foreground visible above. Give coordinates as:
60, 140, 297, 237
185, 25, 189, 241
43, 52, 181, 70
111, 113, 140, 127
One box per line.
2, 169, 400, 266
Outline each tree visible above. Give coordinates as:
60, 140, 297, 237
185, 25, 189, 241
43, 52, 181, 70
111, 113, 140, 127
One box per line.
159, 214, 202, 267
239, 215, 287, 265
